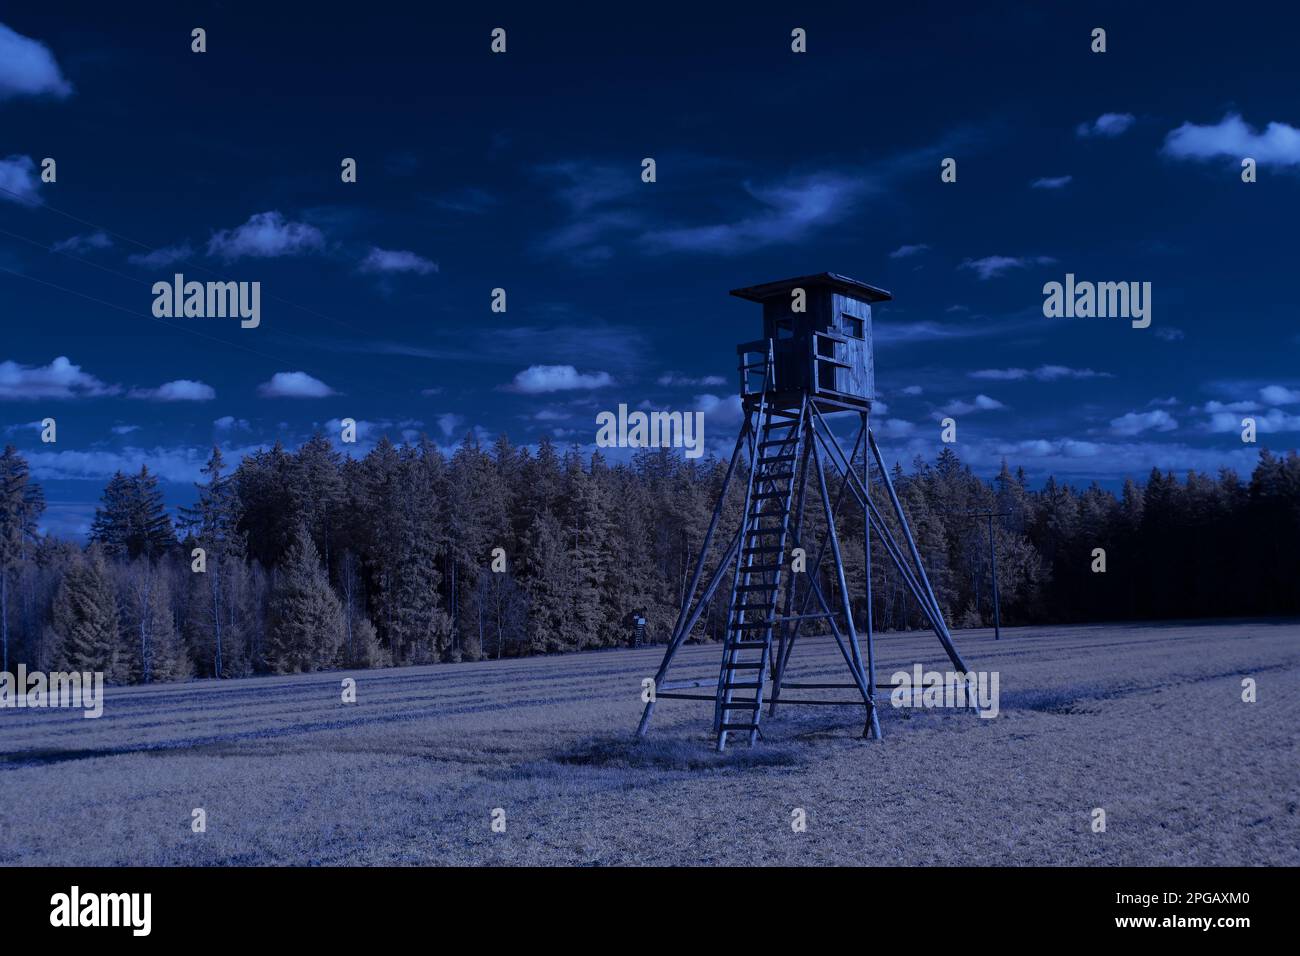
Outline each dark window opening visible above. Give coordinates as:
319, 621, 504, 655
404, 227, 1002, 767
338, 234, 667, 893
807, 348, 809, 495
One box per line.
842, 314, 864, 338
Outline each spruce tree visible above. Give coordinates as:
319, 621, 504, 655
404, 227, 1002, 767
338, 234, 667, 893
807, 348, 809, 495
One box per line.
90, 466, 174, 560
0, 446, 45, 671
51, 545, 125, 679
266, 525, 344, 673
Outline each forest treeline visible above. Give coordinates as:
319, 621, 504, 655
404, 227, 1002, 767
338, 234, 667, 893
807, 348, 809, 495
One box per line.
0, 435, 1297, 683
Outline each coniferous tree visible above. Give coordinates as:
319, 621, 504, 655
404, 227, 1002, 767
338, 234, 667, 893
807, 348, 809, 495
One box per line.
265, 525, 344, 673
90, 466, 174, 560
181, 447, 242, 677
50, 544, 125, 679
0, 446, 45, 671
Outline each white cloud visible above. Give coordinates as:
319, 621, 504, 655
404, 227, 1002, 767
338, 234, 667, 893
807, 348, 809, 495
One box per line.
641, 172, 871, 256
1260, 384, 1300, 405
693, 393, 745, 426
257, 371, 336, 398
0, 155, 40, 205
50, 232, 112, 254
970, 365, 1112, 382
507, 364, 613, 393
1110, 409, 1178, 436
900, 385, 923, 396
0, 356, 118, 399
1030, 175, 1072, 189
127, 243, 193, 268
129, 379, 216, 402
1077, 113, 1136, 138
1163, 113, 1300, 166
437, 412, 465, 438
208, 211, 325, 261
0, 23, 72, 100
1206, 407, 1300, 434
658, 372, 727, 387
214, 416, 250, 431
111, 424, 140, 435
359, 247, 438, 275
878, 418, 915, 439
1203, 399, 1259, 413
889, 243, 930, 259
937, 394, 1006, 417
959, 255, 1056, 280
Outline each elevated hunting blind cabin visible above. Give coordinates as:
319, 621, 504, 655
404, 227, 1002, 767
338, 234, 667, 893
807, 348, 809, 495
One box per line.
636, 273, 976, 751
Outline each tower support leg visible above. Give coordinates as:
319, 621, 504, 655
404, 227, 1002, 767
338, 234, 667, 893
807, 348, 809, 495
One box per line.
636, 416, 750, 738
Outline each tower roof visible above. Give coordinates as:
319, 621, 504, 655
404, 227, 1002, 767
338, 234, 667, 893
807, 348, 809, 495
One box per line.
729, 272, 893, 304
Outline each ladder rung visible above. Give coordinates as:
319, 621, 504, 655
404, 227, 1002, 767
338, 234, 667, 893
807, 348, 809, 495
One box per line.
725, 662, 764, 670
742, 563, 781, 573
764, 408, 801, 418
727, 639, 768, 648
759, 454, 797, 464
742, 545, 784, 554
744, 527, 781, 537
731, 600, 774, 609
757, 470, 794, 482
759, 439, 796, 448
724, 681, 761, 690
721, 700, 760, 710
732, 621, 773, 630
734, 584, 773, 591
719, 722, 760, 731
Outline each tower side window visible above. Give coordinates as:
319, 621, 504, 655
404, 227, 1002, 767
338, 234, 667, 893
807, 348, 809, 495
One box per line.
841, 314, 864, 339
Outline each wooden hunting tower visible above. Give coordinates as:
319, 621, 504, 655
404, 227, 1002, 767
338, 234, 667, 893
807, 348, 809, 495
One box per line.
637, 272, 975, 751
732, 272, 887, 412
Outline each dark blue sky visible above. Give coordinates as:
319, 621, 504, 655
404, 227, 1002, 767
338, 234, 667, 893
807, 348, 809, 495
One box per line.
2, 2, 1298, 536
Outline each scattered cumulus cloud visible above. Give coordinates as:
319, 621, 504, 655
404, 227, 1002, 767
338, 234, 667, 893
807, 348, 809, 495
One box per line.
1030, 175, 1072, 189
1205, 407, 1300, 434
129, 379, 216, 402
889, 243, 930, 259
50, 232, 112, 254
127, 243, 193, 268
970, 365, 1112, 382
693, 393, 744, 426
1162, 113, 1300, 166
658, 372, 727, 387
359, 247, 438, 275
641, 172, 869, 256
0, 356, 118, 400
959, 255, 1056, 280
257, 371, 336, 398
1110, 409, 1178, 435
208, 211, 325, 261
1077, 113, 1136, 138
1260, 384, 1300, 405
437, 412, 465, 438
507, 364, 613, 394
0, 23, 73, 100
0, 155, 41, 205
936, 394, 1006, 417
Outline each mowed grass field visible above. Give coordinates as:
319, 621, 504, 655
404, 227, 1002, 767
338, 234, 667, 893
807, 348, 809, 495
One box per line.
1, 620, 1297, 866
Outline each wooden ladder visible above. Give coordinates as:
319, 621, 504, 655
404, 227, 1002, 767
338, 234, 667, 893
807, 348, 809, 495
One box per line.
715, 386, 807, 751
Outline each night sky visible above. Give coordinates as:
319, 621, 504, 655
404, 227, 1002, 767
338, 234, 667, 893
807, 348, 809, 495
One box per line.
2, 2, 1298, 537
